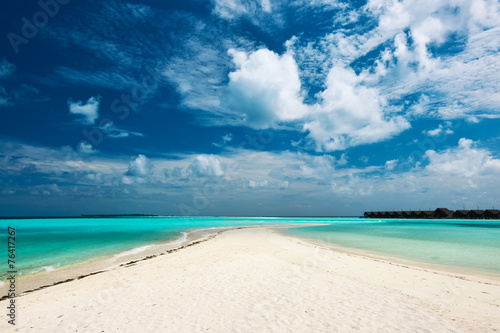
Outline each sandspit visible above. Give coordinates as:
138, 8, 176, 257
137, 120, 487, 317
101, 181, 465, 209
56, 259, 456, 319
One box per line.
1, 227, 499, 332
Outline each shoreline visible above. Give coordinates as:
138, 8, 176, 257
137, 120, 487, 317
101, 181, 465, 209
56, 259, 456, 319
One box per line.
0, 226, 227, 299
0, 224, 324, 299
1, 226, 498, 332
2, 222, 499, 300
279, 229, 500, 284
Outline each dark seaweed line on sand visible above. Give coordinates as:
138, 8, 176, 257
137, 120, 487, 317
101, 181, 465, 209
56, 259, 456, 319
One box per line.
0, 231, 223, 302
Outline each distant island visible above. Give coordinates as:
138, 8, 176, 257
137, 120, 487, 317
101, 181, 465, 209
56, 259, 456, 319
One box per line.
364, 208, 500, 219
81, 214, 159, 218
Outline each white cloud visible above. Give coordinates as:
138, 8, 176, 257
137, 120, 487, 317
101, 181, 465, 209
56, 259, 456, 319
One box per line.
126, 154, 154, 178
213, 0, 274, 19
299, 154, 336, 181
363, 0, 500, 119
223, 48, 308, 129
213, 133, 233, 148
284, 0, 500, 126
247, 179, 269, 188
423, 122, 454, 137
305, 66, 410, 151
187, 155, 225, 177
78, 142, 95, 154
100, 121, 144, 139
68, 96, 101, 124
385, 159, 399, 171
2, 138, 500, 215
425, 138, 500, 177
222, 48, 410, 151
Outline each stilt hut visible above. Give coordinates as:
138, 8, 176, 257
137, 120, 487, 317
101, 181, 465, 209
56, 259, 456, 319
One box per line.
452, 210, 469, 219
467, 210, 484, 219
483, 209, 500, 219
433, 208, 453, 219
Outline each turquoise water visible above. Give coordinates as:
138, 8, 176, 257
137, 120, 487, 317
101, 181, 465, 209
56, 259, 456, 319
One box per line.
0, 216, 323, 279
285, 218, 500, 274
1, 217, 499, 279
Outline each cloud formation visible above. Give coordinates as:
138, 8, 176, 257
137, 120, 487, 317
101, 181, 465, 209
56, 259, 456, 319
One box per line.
425, 138, 500, 178
126, 154, 154, 177
222, 49, 410, 151
223, 48, 307, 129
68, 96, 101, 124
187, 155, 225, 178
305, 65, 410, 151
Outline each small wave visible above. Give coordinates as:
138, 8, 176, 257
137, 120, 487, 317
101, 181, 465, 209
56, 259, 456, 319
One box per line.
0, 280, 4, 287
170, 232, 188, 244
113, 245, 152, 260
28, 265, 59, 274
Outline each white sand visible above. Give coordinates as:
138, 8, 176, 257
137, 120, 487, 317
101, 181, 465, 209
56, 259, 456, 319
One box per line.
2, 227, 499, 332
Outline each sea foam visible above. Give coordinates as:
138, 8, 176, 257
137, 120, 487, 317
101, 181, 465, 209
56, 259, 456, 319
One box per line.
28, 265, 59, 274
113, 245, 152, 260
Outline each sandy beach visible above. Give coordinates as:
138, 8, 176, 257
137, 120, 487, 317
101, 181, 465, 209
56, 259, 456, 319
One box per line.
1, 226, 499, 332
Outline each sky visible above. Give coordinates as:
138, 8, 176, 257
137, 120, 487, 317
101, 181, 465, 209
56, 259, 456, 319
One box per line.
0, 0, 499, 217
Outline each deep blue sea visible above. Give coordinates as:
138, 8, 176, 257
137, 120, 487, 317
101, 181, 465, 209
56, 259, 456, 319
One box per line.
1, 217, 499, 280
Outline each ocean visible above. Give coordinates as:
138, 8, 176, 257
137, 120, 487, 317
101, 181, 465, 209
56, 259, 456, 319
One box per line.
285, 218, 500, 275
0, 216, 320, 279
1, 217, 499, 280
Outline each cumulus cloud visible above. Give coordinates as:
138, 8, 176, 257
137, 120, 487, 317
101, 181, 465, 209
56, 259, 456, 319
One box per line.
223, 48, 308, 129
68, 96, 101, 124
187, 155, 224, 177
305, 66, 410, 151
223, 49, 409, 151
160, 1, 499, 152
425, 138, 500, 177
126, 154, 154, 177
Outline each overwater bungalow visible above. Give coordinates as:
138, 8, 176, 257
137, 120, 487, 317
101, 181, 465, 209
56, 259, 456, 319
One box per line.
379, 211, 390, 218
409, 211, 421, 218
483, 209, 500, 219
401, 211, 412, 218
452, 210, 469, 219
467, 210, 485, 219
434, 208, 453, 219
364, 212, 377, 218
421, 211, 435, 219
387, 211, 399, 218
363, 207, 499, 219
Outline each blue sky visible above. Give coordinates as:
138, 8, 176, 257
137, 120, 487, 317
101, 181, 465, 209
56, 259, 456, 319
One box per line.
1, 0, 499, 216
